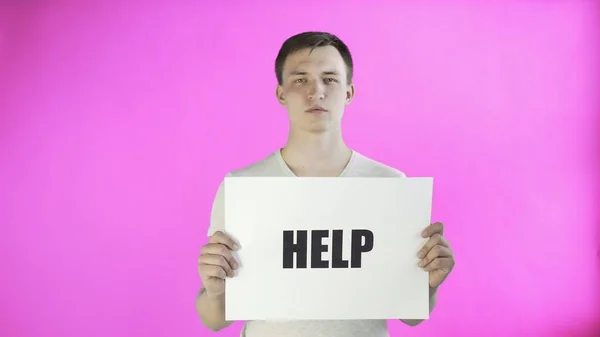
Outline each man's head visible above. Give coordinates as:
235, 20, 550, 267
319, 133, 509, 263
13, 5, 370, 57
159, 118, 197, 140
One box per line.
275, 32, 355, 133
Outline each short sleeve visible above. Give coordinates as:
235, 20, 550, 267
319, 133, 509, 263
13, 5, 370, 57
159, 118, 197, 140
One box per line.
206, 174, 230, 237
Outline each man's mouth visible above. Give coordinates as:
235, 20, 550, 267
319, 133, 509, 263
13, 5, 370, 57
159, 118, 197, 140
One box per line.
306, 106, 327, 113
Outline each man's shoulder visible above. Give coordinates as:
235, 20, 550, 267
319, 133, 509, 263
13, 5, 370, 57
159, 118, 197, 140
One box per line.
350, 151, 407, 178
226, 150, 284, 178
220, 149, 407, 178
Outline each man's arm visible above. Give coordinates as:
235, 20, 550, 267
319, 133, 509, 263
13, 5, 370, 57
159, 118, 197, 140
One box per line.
400, 287, 438, 326
195, 287, 233, 331
402, 222, 455, 326
196, 179, 234, 331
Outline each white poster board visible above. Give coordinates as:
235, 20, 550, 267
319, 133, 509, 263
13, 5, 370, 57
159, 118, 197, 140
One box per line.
224, 177, 433, 321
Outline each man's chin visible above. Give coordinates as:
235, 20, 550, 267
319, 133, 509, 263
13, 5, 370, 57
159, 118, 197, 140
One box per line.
289, 118, 342, 134
304, 123, 341, 134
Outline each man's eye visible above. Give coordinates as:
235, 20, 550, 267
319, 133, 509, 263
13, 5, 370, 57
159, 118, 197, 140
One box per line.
294, 78, 306, 83
324, 78, 337, 83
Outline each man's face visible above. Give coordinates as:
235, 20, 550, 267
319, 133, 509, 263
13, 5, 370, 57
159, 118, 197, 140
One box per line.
276, 46, 355, 133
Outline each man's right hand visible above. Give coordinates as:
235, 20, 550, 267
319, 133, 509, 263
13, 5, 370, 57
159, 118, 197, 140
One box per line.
198, 231, 240, 299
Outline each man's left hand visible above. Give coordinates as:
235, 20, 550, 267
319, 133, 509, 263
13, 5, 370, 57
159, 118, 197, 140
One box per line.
417, 222, 455, 290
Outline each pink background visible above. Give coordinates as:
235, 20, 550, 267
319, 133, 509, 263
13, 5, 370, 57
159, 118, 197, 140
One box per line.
1, 1, 599, 336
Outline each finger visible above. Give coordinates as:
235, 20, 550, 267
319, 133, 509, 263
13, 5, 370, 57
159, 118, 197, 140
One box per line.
199, 254, 235, 277
199, 264, 227, 280
421, 222, 444, 238
201, 243, 238, 270
209, 231, 240, 251
418, 245, 453, 268
439, 236, 450, 248
417, 233, 442, 259
424, 257, 455, 271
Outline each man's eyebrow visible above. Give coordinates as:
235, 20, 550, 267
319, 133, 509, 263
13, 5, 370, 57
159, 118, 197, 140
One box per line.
288, 70, 340, 76
289, 71, 308, 76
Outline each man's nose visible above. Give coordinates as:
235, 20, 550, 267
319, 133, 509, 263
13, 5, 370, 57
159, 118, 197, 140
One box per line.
307, 81, 325, 100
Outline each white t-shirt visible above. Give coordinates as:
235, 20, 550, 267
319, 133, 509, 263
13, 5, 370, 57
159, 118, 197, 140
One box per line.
206, 149, 406, 337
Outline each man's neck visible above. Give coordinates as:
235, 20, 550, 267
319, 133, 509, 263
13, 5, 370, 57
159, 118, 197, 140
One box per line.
280, 128, 352, 177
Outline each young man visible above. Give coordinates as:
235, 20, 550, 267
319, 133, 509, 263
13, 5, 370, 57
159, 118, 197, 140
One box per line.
195, 31, 455, 337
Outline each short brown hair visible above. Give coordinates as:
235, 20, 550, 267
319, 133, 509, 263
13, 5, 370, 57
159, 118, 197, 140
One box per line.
275, 31, 354, 85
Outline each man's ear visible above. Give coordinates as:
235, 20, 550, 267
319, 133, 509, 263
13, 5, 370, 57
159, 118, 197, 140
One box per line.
276, 85, 285, 105
345, 83, 356, 105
